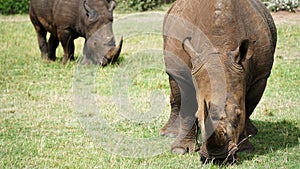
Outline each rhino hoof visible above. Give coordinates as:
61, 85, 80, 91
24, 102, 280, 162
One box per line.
171, 139, 200, 155
159, 119, 179, 138
246, 119, 258, 136
159, 130, 178, 138
172, 147, 187, 155
238, 139, 255, 153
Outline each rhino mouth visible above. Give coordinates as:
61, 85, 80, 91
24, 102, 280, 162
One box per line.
200, 142, 239, 164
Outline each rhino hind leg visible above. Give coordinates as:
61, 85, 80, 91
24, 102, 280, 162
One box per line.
160, 76, 181, 138
34, 25, 48, 60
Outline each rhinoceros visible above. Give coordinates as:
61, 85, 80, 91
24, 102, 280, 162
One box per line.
29, 0, 122, 65
161, 0, 277, 163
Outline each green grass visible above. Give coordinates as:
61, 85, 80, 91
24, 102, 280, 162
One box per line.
0, 13, 299, 168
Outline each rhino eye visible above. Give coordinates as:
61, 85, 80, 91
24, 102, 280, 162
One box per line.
107, 15, 113, 22
84, 1, 100, 22
227, 105, 241, 128
233, 112, 241, 128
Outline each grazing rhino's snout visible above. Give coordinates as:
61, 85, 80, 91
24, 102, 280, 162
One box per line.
200, 129, 240, 164
200, 140, 239, 164
83, 21, 123, 66
199, 100, 242, 164
83, 33, 123, 66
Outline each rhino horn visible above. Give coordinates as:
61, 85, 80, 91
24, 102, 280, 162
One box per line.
106, 36, 123, 63
204, 99, 209, 121
203, 100, 214, 142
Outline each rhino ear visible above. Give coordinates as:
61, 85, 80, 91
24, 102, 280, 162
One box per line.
232, 39, 254, 65
203, 100, 209, 121
109, 0, 116, 11
84, 0, 98, 21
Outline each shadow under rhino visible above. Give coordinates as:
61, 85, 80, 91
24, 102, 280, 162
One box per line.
234, 120, 299, 162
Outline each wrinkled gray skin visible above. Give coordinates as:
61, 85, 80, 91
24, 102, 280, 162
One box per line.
161, 0, 277, 164
29, 0, 122, 65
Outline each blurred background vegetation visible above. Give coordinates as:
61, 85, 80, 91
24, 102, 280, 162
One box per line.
0, 0, 299, 15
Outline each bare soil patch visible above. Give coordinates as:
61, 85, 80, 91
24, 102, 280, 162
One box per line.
271, 10, 300, 25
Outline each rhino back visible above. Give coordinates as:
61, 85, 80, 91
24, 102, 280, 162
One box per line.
164, 0, 276, 81
30, 0, 81, 37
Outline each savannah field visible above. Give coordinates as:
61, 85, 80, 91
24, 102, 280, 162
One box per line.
0, 11, 300, 168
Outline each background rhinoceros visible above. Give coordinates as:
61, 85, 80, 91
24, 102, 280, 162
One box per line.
161, 0, 277, 164
29, 0, 122, 65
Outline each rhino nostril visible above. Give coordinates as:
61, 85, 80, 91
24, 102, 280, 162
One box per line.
101, 57, 108, 66
105, 37, 115, 46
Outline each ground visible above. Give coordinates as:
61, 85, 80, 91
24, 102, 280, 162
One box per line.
272, 11, 300, 25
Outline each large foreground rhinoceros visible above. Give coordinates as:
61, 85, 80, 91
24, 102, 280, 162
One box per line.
161, 0, 277, 164
29, 0, 122, 65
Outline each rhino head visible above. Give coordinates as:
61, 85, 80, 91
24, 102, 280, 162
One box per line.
81, 0, 122, 66
183, 38, 254, 163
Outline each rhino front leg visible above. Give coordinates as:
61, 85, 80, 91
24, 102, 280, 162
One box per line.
47, 34, 59, 61
58, 30, 75, 64
238, 78, 268, 152
245, 78, 268, 135
164, 54, 199, 154
160, 76, 181, 138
